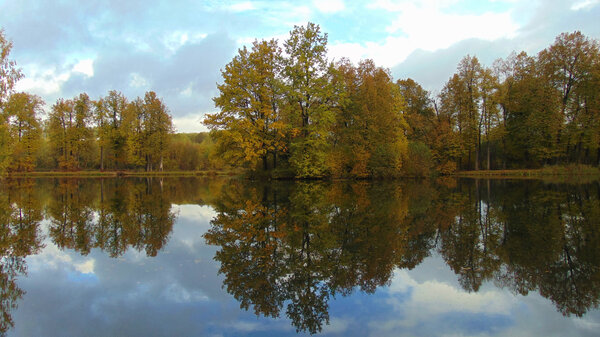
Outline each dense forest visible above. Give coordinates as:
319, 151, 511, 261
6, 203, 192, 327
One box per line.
1, 24, 600, 177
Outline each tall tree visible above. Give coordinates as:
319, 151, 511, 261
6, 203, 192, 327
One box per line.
397, 78, 436, 143
283, 22, 337, 178
439, 55, 493, 170
538, 31, 600, 164
332, 59, 408, 177
142, 91, 173, 171
0, 30, 24, 174
47, 98, 75, 170
99, 91, 127, 169
46, 94, 95, 170
206, 39, 286, 171
3, 93, 43, 171
72, 93, 95, 168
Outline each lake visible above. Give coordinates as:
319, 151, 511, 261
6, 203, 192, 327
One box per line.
1, 177, 599, 336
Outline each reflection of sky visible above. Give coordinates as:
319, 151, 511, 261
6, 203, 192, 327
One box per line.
10, 205, 600, 337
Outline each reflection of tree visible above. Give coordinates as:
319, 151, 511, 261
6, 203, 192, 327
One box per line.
492, 182, 600, 317
440, 180, 503, 292
0, 177, 179, 335
0, 181, 43, 333
47, 178, 176, 257
206, 178, 600, 333
205, 181, 415, 334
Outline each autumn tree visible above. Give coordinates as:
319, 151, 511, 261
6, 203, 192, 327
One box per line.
332, 59, 408, 177
283, 22, 338, 178
0, 29, 24, 174
206, 39, 286, 171
142, 91, 173, 171
3, 93, 43, 171
538, 31, 600, 164
95, 91, 128, 169
495, 52, 561, 167
397, 78, 436, 143
46, 94, 95, 170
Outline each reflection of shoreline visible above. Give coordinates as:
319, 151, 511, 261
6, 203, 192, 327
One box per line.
205, 179, 600, 333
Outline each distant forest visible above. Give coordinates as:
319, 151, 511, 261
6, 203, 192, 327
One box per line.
1, 24, 600, 177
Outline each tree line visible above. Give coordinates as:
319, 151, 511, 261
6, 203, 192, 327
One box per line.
206, 23, 600, 177
1, 88, 176, 173
2, 26, 600, 177
1, 29, 226, 175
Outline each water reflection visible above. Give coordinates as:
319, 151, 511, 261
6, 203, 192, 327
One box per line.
0, 178, 598, 335
204, 179, 600, 334
0, 180, 43, 333
0, 178, 180, 333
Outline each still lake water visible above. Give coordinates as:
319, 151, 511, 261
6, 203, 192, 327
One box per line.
1, 177, 599, 336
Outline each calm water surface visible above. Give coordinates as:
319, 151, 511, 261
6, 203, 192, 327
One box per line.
1, 177, 599, 336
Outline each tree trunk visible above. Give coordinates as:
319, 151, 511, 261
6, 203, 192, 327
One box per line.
273, 152, 277, 169
100, 146, 104, 171
487, 142, 491, 171
475, 137, 480, 171
262, 155, 268, 171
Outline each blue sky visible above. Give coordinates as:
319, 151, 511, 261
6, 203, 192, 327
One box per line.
1, 0, 599, 132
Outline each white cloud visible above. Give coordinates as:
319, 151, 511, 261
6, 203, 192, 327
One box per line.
228, 1, 255, 12
172, 114, 208, 133
368, 0, 460, 12
346, 0, 520, 68
15, 66, 71, 96
571, 0, 600, 10
129, 72, 149, 88
312, 0, 345, 13
73, 58, 94, 77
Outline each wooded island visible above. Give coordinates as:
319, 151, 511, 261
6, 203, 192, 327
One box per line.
1, 24, 599, 178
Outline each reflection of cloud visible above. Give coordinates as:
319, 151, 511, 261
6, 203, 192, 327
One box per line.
321, 317, 350, 334
376, 267, 516, 335
74, 259, 95, 274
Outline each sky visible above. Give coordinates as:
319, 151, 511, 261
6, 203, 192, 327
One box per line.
1, 0, 599, 132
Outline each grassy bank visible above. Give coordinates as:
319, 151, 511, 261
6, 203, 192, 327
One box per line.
455, 165, 600, 179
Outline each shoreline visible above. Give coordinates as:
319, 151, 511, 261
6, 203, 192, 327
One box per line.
2, 166, 600, 180
1, 170, 240, 178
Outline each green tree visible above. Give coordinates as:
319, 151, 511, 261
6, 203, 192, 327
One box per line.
538, 31, 600, 164
283, 23, 337, 178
